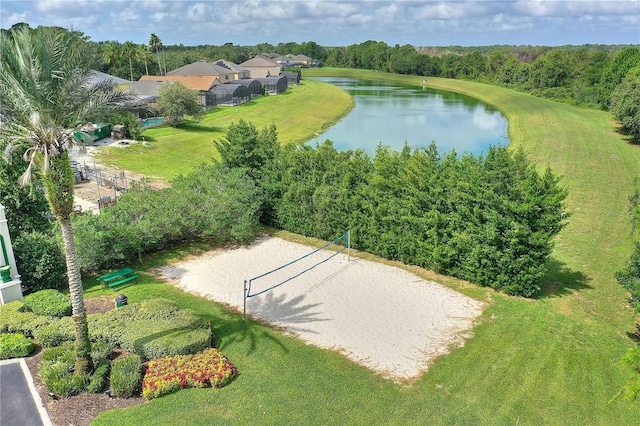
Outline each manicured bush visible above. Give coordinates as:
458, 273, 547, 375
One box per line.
137, 326, 212, 361
0, 300, 52, 336
120, 307, 209, 360
89, 298, 211, 360
32, 317, 74, 348
13, 231, 67, 293
23, 289, 71, 317
0, 333, 34, 359
142, 348, 237, 400
38, 344, 87, 398
39, 342, 116, 398
87, 360, 111, 393
110, 355, 142, 398
133, 298, 180, 320
88, 304, 139, 345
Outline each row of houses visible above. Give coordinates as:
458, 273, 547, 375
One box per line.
116, 54, 304, 110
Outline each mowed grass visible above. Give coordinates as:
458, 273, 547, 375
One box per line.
91, 69, 640, 424
95, 78, 353, 181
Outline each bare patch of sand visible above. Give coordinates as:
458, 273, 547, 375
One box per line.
156, 235, 485, 381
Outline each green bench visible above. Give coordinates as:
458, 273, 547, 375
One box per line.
97, 267, 138, 289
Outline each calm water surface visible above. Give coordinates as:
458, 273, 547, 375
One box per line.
309, 77, 508, 156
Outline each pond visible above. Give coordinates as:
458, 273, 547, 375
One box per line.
309, 77, 508, 156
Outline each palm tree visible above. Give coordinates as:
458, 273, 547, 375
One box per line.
137, 44, 152, 75
0, 26, 138, 375
122, 41, 137, 81
102, 41, 121, 77
149, 33, 163, 75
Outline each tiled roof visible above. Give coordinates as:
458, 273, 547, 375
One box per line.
139, 75, 220, 91
89, 70, 130, 85
240, 55, 280, 67
214, 59, 249, 73
167, 60, 233, 76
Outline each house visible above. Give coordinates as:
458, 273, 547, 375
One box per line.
167, 60, 236, 83
88, 70, 130, 86
122, 80, 164, 110
272, 55, 297, 67
255, 75, 288, 95
213, 60, 251, 80
239, 55, 282, 79
138, 75, 219, 108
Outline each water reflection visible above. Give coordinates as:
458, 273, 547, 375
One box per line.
309, 77, 508, 156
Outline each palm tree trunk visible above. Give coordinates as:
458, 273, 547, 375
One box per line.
155, 52, 162, 75
60, 219, 93, 374
46, 153, 93, 374
129, 57, 134, 82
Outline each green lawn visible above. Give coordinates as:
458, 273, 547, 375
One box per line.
96, 78, 353, 181
91, 69, 639, 424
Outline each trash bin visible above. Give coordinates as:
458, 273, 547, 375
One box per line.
115, 294, 128, 308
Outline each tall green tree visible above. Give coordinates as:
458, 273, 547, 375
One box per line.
610, 67, 640, 142
0, 26, 138, 374
0, 141, 51, 237
137, 44, 152, 76
122, 41, 138, 81
157, 81, 201, 126
149, 33, 163, 75
102, 41, 121, 77
214, 119, 281, 222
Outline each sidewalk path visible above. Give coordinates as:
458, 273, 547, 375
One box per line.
0, 359, 51, 426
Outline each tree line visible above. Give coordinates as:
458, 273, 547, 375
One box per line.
9, 24, 633, 141
87, 34, 640, 142
215, 120, 568, 297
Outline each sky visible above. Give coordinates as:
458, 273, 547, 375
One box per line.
1, 0, 639, 47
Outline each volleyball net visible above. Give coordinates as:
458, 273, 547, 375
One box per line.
243, 231, 350, 319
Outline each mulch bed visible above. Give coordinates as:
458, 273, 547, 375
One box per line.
24, 296, 146, 426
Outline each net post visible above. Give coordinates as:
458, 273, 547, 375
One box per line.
347, 230, 351, 261
243, 280, 247, 321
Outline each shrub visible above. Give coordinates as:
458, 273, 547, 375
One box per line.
23, 289, 71, 317
93, 298, 211, 360
87, 360, 111, 393
134, 298, 180, 320
38, 344, 87, 398
91, 341, 116, 366
0, 301, 52, 336
39, 343, 116, 398
89, 304, 139, 345
0, 333, 34, 359
32, 317, 74, 348
142, 348, 237, 400
137, 326, 212, 361
13, 231, 67, 293
110, 355, 142, 398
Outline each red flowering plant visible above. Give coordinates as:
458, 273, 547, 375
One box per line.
142, 348, 237, 399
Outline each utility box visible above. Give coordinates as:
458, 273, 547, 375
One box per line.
115, 294, 128, 308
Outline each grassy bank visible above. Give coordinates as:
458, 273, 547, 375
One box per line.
91, 69, 639, 424
95, 78, 353, 181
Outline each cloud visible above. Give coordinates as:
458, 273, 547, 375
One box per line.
1, 0, 638, 46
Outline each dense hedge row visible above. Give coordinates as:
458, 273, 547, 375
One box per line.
73, 164, 261, 272
269, 141, 567, 297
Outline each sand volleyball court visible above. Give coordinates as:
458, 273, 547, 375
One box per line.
156, 235, 485, 381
